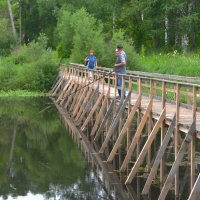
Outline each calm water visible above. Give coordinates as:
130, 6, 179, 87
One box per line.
0, 97, 109, 200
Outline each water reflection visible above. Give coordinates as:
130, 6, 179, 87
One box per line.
0, 97, 109, 200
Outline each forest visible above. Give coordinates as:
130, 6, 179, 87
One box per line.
1, 0, 200, 92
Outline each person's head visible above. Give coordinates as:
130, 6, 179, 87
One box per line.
116, 44, 123, 50
115, 48, 120, 56
89, 49, 94, 55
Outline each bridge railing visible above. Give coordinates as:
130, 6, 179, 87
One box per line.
65, 63, 200, 106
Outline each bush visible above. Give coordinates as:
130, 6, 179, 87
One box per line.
0, 34, 60, 91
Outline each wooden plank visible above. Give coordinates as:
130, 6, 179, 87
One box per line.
75, 86, 93, 121
60, 81, 75, 106
91, 91, 109, 136
56, 79, 71, 103
52, 77, 64, 96
99, 92, 131, 153
125, 108, 166, 184
175, 83, 180, 197
107, 95, 141, 162
51, 76, 63, 95
158, 120, 196, 200
142, 114, 176, 195
120, 99, 153, 172
94, 100, 114, 142
64, 82, 79, 109
76, 86, 99, 125
188, 173, 200, 200
69, 84, 83, 112
81, 90, 104, 131
72, 84, 88, 117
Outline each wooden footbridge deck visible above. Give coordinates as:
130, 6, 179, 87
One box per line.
51, 63, 200, 200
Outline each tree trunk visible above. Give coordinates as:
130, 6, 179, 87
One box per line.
165, 16, 169, 45
7, 0, 17, 39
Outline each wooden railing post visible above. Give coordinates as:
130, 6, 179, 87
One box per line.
175, 83, 180, 198
160, 81, 166, 184
191, 86, 197, 191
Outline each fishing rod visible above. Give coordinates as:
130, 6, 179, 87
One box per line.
39, 69, 116, 114
56, 69, 115, 99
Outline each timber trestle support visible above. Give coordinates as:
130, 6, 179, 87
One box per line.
51, 63, 200, 200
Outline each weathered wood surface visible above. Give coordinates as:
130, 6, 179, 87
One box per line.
51, 64, 200, 200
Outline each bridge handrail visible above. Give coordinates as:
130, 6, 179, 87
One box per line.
66, 63, 200, 89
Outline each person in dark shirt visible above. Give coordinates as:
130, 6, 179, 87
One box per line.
114, 45, 127, 98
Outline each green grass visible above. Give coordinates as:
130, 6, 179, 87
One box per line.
0, 90, 48, 97
135, 53, 200, 77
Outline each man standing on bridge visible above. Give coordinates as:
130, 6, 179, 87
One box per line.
114, 44, 127, 99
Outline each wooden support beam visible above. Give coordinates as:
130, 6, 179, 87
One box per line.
60, 81, 75, 106
158, 120, 196, 200
120, 99, 153, 172
142, 114, 176, 195
191, 86, 197, 190
75, 86, 93, 121
94, 100, 114, 142
64, 83, 79, 109
107, 95, 141, 162
69, 84, 83, 112
81, 91, 104, 131
99, 92, 131, 153
52, 77, 64, 96
91, 91, 109, 136
125, 108, 166, 184
188, 173, 200, 200
72, 85, 88, 117
56, 79, 72, 103
76, 86, 99, 125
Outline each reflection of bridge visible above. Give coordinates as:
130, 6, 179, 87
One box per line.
51, 63, 200, 200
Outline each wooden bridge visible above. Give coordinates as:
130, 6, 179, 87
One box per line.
51, 63, 200, 200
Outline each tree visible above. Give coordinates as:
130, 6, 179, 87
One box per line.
7, 0, 17, 39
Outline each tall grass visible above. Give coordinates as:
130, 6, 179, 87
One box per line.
135, 53, 200, 77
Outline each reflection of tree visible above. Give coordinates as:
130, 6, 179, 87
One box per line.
0, 97, 87, 199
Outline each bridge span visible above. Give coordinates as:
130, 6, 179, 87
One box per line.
51, 63, 200, 200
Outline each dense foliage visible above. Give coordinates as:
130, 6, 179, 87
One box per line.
0, 0, 199, 91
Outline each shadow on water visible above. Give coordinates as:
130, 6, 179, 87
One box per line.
0, 97, 110, 200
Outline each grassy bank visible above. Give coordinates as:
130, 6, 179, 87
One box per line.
135, 53, 200, 77
0, 90, 48, 97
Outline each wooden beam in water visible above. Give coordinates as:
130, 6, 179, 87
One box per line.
188, 173, 200, 200
125, 108, 166, 184
72, 85, 88, 117
81, 90, 104, 131
76, 86, 99, 125
94, 100, 114, 142
64, 82, 79, 109
142, 114, 176, 195
107, 95, 141, 162
91, 91, 109, 137
120, 98, 153, 172
99, 91, 131, 153
158, 120, 196, 200
75, 86, 93, 121
56, 79, 71, 103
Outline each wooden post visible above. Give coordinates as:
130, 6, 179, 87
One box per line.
120, 99, 153, 172
158, 121, 196, 200
160, 81, 166, 184
191, 86, 197, 190
175, 83, 180, 198
125, 108, 166, 184
142, 114, 176, 195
